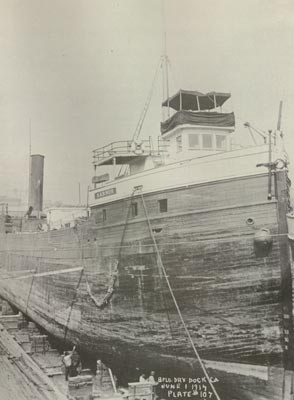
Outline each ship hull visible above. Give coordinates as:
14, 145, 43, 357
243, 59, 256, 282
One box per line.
0, 170, 293, 398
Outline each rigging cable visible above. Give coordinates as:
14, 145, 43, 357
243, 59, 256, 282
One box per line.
117, 188, 138, 260
85, 188, 137, 308
24, 251, 44, 315
118, 58, 162, 177
25, 268, 37, 315
139, 189, 221, 400
63, 267, 84, 343
132, 58, 162, 143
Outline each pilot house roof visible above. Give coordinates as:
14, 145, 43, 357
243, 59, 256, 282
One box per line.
160, 110, 235, 135
162, 90, 231, 111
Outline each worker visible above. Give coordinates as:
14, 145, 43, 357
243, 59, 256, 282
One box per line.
148, 371, 158, 400
70, 346, 81, 377
147, 371, 157, 385
96, 359, 103, 375
62, 349, 73, 381
62, 345, 78, 381
139, 373, 147, 383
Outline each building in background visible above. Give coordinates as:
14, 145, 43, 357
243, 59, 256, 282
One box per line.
45, 206, 88, 230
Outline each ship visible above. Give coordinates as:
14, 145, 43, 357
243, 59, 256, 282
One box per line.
0, 84, 293, 399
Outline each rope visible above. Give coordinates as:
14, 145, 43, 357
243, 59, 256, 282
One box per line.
132, 58, 161, 143
24, 253, 43, 316
85, 264, 118, 309
118, 57, 161, 177
25, 268, 37, 315
117, 188, 137, 261
84, 188, 137, 309
63, 268, 84, 343
139, 190, 221, 400
62, 224, 87, 342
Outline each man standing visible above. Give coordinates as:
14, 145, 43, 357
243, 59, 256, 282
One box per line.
147, 371, 158, 400
71, 347, 81, 377
62, 345, 76, 381
139, 373, 147, 383
147, 371, 157, 385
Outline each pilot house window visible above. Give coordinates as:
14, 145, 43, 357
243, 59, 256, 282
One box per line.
176, 135, 182, 152
159, 199, 168, 213
202, 134, 213, 149
216, 135, 226, 150
188, 134, 200, 149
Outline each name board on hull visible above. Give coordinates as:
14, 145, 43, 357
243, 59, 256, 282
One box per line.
94, 187, 116, 200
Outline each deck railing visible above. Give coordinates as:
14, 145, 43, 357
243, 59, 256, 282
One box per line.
93, 138, 170, 166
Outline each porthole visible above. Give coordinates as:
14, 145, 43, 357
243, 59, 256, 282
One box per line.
246, 217, 255, 226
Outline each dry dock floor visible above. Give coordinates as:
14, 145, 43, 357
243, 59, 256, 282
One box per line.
0, 320, 67, 400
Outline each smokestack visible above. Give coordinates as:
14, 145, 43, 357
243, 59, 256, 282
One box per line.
28, 154, 45, 213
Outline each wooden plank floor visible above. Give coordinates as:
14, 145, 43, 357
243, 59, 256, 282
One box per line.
0, 322, 67, 400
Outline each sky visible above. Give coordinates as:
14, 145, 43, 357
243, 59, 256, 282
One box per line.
0, 0, 294, 205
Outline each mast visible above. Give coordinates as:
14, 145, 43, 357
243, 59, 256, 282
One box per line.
161, 0, 170, 120
29, 119, 32, 157
28, 118, 32, 210
162, 33, 170, 118
277, 100, 283, 131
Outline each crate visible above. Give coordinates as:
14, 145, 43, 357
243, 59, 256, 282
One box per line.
30, 334, 49, 353
128, 383, 155, 400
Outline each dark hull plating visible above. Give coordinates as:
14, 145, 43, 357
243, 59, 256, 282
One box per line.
0, 171, 293, 399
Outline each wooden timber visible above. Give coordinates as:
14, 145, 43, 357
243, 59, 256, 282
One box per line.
0, 321, 67, 400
